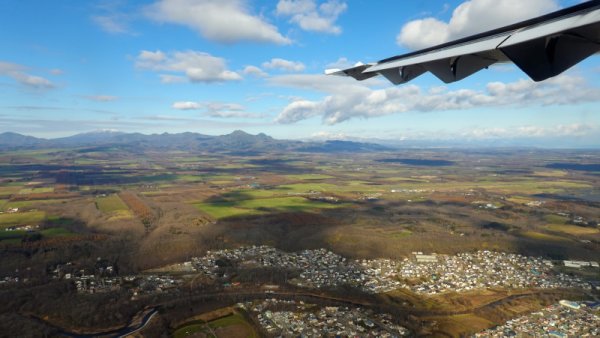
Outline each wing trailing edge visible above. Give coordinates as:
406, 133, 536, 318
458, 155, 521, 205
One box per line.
327, 1, 600, 84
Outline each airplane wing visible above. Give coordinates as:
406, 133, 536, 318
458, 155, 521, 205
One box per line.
326, 1, 600, 84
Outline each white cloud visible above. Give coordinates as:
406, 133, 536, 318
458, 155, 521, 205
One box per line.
135, 50, 242, 83
145, 0, 290, 44
459, 123, 598, 139
397, 0, 558, 50
172, 100, 264, 118
276, 0, 347, 34
159, 74, 187, 83
172, 101, 201, 110
84, 95, 118, 102
262, 58, 305, 72
91, 1, 136, 35
49, 69, 64, 75
326, 57, 356, 70
310, 130, 348, 140
243, 65, 268, 77
272, 73, 600, 125
0, 61, 55, 89
92, 14, 132, 34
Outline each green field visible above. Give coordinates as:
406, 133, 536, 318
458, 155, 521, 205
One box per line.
0, 211, 46, 228
545, 224, 599, 235
194, 196, 344, 220
40, 227, 75, 237
18, 187, 54, 194
285, 174, 335, 180
544, 214, 569, 224
0, 227, 74, 242
2, 200, 34, 210
173, 313, 257, 338
96, 194, 129, 213
519, 231, 569, 242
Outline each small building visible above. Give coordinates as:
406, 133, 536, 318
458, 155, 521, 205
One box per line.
559, 300, 581, 310
415, 254, 438, 263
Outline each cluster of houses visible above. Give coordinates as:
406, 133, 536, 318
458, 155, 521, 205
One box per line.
241, 298, 409, 337
190, 246, 595, 295
473, 300, 600, 337
191, 246, 402, 293
50, 262, 182, 296
0, 276, 21, 286
4, 224, 39, 232
396, 251, 593, 295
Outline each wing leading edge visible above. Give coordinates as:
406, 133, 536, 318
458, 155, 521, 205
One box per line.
326, 1, 600, 84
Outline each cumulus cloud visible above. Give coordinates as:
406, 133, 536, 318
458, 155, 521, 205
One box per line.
397, 0, 558, 50
271, 73, 600, 125
0, 61, 55, 89
172, 100, 264, 118
262, 58, 305, 72
135, 50, 242, 83
172, 101, 202, 110
243, 65, 268, 77
276, 0, 347, 34
145, 0, 290, 44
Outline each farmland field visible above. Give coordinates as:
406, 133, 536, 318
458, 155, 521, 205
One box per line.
545, 224, 599, 235
96, 194, 129, 213
0, 210, 46, 228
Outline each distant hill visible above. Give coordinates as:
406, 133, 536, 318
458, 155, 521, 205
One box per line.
0, 132, 45, 148
298, 140, 389, 153
0, 130, 390, 153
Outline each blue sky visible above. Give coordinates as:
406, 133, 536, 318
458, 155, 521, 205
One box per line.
1, 0, 599, 147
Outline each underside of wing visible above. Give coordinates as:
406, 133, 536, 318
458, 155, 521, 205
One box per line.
326, 1, 600, 85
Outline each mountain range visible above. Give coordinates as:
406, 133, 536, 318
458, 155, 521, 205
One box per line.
0, 130, 390, 153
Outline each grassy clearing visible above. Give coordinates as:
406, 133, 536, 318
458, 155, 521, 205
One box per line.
0, 227, 74, 242
96, 194, 129, 213
236, 196, 342, 210
2, 200, 34, 210
194, 203, 261, 219
176, 175, 205, 182
520, 231, 568, 242
545, 224, 599, 235
277, 183, 341, 192
506, 196, 533, 204
173, 323, 205, 338
534, 170, 567, 177
428, 314, 494, 337
211, 180, 234, 185
194, 196, 344, 220
0, 230, 26, 240
390, 230, 413, 238
544, 214, 569, 224
173, 313, 257, 338
0, 211, 46, 228
40, 227, 75, 237
18, 187, 54, 194
0, 186, 22, 196
285, 174, 335, 180
107, 210, 134, 221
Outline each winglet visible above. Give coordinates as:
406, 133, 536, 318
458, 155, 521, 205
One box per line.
324, 63, 378, 81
